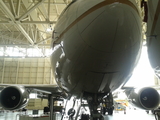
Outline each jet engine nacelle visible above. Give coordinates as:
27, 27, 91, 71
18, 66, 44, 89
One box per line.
126, 87, 160, 110
0, 86, 29, 110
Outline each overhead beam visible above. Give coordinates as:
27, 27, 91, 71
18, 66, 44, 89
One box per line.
16, 0, 21, 18
16, 24, 34, 45
40, 4, 49, 21
0, 56, 49, 58
53, 0, 60, 16
0, 21, 10, 24
18, 0, 46, 21
36, 37, 51, 45
9, 0, 16, 17
0, 21, 56, 24
0, 1, 15, 21
0, 0, 34, 45
1, 24, 12, 33
1, 1, 69, 5
0, 16, 10, 21
0, 44, 50, 47
0, 34, 28, 44
21, 21, 56, 24
32, 2, 68, 4
0, 0, 45, 57
48, 0, 51, 21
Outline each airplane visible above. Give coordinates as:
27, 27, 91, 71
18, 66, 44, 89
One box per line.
0, 0, 160, 120
146, 0, 160, 79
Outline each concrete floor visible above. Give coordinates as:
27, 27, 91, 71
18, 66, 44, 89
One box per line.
104, 110, 155, 120
0, 109, 156, 120
0, 110, 44, 120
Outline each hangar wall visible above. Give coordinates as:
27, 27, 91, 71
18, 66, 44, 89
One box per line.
0, 58, 55, 85
0, 57, 159, 86
26, 99, 48, 110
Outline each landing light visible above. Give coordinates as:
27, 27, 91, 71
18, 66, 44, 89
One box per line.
46, 24, 53, 32
47, 28, 52, 32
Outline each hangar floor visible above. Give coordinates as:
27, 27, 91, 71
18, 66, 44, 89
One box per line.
0, 109, 155, 120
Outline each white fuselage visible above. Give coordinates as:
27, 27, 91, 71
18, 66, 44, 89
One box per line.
147, 0, 160, 77
51, 0, 142, 95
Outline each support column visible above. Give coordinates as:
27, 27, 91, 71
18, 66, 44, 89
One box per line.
49, 94, 54, 120
16, 59, 19, 84
1, 59, 5, 84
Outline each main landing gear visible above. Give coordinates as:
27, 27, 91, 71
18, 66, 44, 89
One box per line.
48, 92, 114, 120
83, 92, 114, 120
101, 93, 114, 116
87, 96, 104, 120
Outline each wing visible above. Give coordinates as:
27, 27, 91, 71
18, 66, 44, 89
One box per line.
0, 84, 68, 110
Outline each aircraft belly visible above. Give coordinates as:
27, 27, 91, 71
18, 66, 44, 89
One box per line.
51, 40, 141, 94
67, 44, 141, 93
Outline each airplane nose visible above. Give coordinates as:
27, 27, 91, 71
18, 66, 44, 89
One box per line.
79, 5, 141, 53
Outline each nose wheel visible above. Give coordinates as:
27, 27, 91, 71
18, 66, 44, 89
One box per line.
68, 108, 76, 118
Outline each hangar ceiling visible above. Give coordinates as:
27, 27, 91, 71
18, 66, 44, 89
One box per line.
0, 0, 146, 58
0, 0, 72, 57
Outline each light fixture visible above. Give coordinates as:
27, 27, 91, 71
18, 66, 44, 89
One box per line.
47, 24, 52, 32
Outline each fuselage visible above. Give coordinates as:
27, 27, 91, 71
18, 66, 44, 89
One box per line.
51, 0, 142, 96
147, 0, 160, 77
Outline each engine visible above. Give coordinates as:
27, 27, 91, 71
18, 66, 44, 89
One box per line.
0, 86, 29, 110
125, 87, 160, 110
